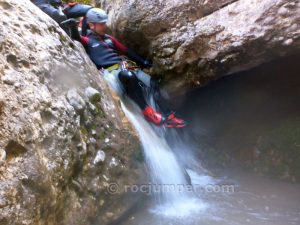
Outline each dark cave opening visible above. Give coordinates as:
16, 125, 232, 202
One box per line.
177, 54, 300, 180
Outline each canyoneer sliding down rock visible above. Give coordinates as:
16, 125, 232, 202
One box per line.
63, 8, 186, 128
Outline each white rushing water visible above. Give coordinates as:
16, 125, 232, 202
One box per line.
103, 70, 208, 217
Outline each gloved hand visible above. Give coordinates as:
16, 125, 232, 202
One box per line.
142, 59, 153, 68
61, 18, 79, 28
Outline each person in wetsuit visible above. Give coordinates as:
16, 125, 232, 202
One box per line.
32, 1, 66, 24
32, 0, 92, 36
64, 8, 186, 128
62, 2, 93, 36
31, 0, 71, 34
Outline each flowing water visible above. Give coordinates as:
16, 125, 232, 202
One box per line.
103, 70, 208, 217
103, 56, 300, 225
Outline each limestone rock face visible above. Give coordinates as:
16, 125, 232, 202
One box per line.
97, 0, 300, 93
0, 1, 142, 224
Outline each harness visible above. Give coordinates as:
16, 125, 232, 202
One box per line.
105, 60, 140, 72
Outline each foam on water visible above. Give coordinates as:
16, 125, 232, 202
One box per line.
150, 197, 208, 218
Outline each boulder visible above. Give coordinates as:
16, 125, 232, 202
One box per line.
0, 1, 143, 224
97, 0, 300, 93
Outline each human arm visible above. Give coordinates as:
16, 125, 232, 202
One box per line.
60, 18, 82, 42
109, 35, 153, 68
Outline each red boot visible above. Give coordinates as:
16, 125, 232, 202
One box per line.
143, 106, 186, 128
164, 112, 186, 128
143, 106, 164, 126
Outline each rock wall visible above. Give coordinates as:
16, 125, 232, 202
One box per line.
97, 0, 300, 93
0, 1, 143, 224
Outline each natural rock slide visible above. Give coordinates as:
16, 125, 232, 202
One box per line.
1, 0, 300, 224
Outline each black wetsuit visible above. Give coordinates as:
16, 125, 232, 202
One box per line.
57, 5, 157, 111
80, 32, 150, 110
32, 0, 69, 33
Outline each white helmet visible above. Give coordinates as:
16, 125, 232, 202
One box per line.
86, 8, 108, 23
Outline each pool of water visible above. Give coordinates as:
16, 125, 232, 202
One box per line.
122, 168, 300, 225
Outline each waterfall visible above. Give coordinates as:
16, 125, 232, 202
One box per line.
103, 70, 208, 217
